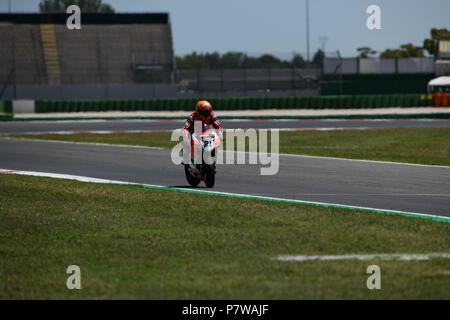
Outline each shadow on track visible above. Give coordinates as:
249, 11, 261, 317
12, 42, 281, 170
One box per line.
167, 185, 208, 189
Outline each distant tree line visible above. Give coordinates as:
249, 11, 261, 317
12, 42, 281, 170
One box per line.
175, 50, 325, 70
357, 43, 426, 58
39, 0, 115, 13
357, 28, 450, 58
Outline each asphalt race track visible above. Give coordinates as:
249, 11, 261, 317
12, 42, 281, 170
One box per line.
1, 119, 450, 135
1, 138, 449, 218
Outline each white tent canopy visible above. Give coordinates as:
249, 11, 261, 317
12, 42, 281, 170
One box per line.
428, 76, 450, 92
428, 76, 450, 87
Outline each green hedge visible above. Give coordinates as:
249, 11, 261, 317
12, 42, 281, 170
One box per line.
32, 94, 432, 113
0, 100, 13, 113
0, 100, 13, 120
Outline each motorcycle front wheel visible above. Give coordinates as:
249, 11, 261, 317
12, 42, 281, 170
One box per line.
184, 165, 201, 187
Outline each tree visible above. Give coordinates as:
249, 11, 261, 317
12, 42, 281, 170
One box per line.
204, 52, 221, 69
423, 28, 450, 56
311, 49, 325, 68
292, 53, 306, 68
242, 55, 262, 68
39, 0, 115, 13
357, 47, 377, 58
175, 51, 314, 69
220, 52, 246, 69
380, 43, 424, 58
175, 52, 209, 69
258, 54, 288, 68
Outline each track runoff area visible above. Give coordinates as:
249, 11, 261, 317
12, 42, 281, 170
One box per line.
1, 117, 449, 221
1, 117, 449, 302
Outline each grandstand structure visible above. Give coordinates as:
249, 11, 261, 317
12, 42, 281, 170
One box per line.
435, 36, 450, 76
0, 13, 175, 99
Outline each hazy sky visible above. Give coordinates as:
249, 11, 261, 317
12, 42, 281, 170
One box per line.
1, 0, 449, 58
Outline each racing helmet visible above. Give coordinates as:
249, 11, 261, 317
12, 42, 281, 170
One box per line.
195, 100, 213, 120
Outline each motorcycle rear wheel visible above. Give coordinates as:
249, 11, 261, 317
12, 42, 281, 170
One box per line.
203, 164, 215, 188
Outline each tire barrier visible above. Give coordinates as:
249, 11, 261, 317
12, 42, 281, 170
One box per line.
30, 94, 433, 113
434, 92, 450, 107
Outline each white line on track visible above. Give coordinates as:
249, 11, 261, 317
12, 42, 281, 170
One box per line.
1, 168, 449, 223
0, 129, 169, 136
0, 169, 136, 185
274, 253, 450, 261
279, 153, 450, 169
1, 137, 165, 150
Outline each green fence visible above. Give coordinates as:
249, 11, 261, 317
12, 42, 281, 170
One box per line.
33, 94, 434, 113
0, 100, 13, 120
321, 74, 435, 95
0, 100, 13, 113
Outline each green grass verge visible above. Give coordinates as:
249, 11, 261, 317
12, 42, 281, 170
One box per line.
9, 128, 450, 166
0, 174, 449, 299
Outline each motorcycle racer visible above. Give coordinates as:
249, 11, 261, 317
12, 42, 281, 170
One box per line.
181, 100, 223, 166
183, 100, 223, 138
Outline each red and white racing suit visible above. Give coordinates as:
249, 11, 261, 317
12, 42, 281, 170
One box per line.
183, 111, 223, 139
181, 111, 223, 164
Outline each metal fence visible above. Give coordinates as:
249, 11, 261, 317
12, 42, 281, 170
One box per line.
324, 57, 435, 74
176, 68, 320, 93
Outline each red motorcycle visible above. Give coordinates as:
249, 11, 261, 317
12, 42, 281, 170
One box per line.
182, 124, 222, 188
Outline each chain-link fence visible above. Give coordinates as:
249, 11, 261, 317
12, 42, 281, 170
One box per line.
176, 68, 320, 93
173, 51, 321, 96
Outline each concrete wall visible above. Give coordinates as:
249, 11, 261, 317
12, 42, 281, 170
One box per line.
324, 57, 435, 75
1, 84, 177, 100
55, 24, 174, 85
0, 24, 47, 85
0, 23, 174, 86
